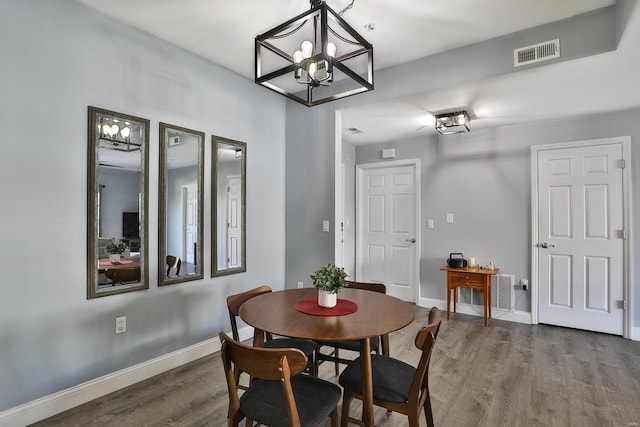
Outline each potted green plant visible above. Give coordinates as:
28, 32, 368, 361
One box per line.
310, 263, 349, 308
105, 238, 128, 263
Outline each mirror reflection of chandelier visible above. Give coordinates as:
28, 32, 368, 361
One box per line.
98, 116, 142, 152
255, 0, 373, 107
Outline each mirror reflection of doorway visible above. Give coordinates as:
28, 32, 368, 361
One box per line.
225, 175, 242, 269
182, 184, 198, 271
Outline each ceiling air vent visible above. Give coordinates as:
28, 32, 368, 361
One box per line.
347, 127, 364, 134
514, 38, 560, 67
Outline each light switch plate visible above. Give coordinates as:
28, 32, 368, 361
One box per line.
116, 316, 126, 334
446, 213, 454, 224
427, 219, 434, 229
322, 220, 330, 232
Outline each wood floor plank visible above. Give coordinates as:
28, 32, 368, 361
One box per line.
31, 307, 640, 427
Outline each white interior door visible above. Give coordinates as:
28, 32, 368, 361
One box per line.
182, 184, 198, 265
226, 175, 242, 269
356, 161, 419, 302
536, 143, 625, 335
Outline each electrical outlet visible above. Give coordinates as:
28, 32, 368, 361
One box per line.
521, 279, 528, 291
116, 316, 126, 334
297, 281, 304, 289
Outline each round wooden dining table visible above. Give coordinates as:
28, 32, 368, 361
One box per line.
239, 287, 415, 427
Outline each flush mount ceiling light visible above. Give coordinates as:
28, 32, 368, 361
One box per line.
255, 0, 374, 107
435, 111, 470, 135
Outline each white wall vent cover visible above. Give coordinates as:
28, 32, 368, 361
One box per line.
514, 39, 560, 67
458, 274, 514, 311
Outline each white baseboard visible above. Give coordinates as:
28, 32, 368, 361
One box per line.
418, 297, 532, 325
631, 326, 640, 341
0, 326, 253, 427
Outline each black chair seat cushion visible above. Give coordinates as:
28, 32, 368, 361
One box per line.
339, 354, 416, 403
240, 375, 341, 427
264, 338, 317, 356
320, 336, 380, 352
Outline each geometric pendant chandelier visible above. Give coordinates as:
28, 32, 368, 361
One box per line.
255, 0, 374, 107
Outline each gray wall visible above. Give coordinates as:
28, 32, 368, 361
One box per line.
285, 5, 640, 328
0, 0, 286, 411
99, 168, 140, 239
354, 109, 640, 313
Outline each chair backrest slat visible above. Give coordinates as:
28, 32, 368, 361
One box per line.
220, 331, 308, 379
345, 280, 386, 294
226, 286, 272, 341
410, 307, 441, 404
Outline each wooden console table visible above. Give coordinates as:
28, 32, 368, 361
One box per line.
441, 266, 499, 327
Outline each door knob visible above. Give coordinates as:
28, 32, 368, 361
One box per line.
540, 242, 555, 248
406, 238, 416, 243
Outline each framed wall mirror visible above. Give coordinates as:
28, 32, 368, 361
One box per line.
212, 136, 246, 276
87, 106, 149, 299
159, 123, 204, 286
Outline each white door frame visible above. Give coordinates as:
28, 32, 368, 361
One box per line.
356, 158, 421, 302
334, 110, 344, 268
181, 184, 198, 264
530, 136, 633, 339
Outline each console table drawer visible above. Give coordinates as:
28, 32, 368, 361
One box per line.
450, 272, 485, 286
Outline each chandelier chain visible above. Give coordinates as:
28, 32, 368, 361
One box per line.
338, 0, 355, 16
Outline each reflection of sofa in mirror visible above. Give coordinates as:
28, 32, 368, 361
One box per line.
98, 237, 110, 260
97, 237, 115, 285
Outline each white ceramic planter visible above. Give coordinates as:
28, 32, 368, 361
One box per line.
109, 253, 121, 263
318, 290, 337, 308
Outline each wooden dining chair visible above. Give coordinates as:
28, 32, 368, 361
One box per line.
339, 307, 442, 427
315, 281, 388, 375
166, 255, 182, 277
219, 331, 341, 427
226, 286, 318, 379
104, 267, 141, 285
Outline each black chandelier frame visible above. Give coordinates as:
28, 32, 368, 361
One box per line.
255, 0, 374, 107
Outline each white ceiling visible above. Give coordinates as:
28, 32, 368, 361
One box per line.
78, 0, 640, 145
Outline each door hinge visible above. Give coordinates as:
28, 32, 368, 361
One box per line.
619, 159, 626, 169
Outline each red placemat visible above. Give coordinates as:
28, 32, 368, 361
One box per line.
295, 298, 358, 316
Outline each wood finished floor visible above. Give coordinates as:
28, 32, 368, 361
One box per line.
31, 307, 640, 427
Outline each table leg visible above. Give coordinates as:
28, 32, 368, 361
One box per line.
446, 281, 451, 321
252, 328, 265, 347
483, 289, 488, 327
488, 276, 492, 320
453, 286, 458, 315
359, 338, 374, 427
